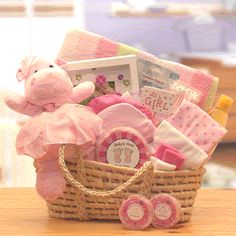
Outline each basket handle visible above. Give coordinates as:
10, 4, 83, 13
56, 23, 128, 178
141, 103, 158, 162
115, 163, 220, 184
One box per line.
58, 145, 154, 198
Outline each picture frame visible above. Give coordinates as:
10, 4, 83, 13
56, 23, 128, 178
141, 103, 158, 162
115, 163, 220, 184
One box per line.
61, 55, 140, 96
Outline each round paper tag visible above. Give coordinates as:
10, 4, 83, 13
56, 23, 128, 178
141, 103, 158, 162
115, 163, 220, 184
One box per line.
150, 194, 182, 228
119, 195, 153, 230
127, 203, 144, 221
106, 138, 140, 168
97, 127, 149, 168
154, 203, 171, 220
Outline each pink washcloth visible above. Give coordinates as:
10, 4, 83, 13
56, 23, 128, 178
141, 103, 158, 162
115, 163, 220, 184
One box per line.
57, 29, 218, 111
88, 94, 155, 123
97, 103, 155, 142
154, 143, 178, 160
167, 100, 227, 152
162, 149, 185, 170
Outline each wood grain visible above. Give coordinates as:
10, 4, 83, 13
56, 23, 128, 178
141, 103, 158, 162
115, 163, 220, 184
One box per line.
0, 188, 235, 235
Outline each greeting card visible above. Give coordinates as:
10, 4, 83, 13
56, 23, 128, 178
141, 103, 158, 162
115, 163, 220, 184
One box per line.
141, 86, 183, 119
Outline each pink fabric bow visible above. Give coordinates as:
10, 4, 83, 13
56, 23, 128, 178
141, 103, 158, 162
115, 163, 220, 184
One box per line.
43, 103, 57, 112
16, 56, 37, 82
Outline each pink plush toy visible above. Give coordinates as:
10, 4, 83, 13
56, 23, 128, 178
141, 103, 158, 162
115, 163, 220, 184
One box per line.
6, 57, 95, 116
5, 56, 103, 201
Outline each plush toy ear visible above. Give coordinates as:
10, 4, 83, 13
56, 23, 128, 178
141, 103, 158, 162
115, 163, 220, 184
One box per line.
55, 58, 66, 67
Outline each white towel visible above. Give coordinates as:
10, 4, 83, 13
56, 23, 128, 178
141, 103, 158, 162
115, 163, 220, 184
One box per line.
150, 156, 176, 171
150, 120, 209, 170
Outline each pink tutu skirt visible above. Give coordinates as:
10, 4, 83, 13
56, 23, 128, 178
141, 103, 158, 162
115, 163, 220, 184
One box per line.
16, 104, 103, 159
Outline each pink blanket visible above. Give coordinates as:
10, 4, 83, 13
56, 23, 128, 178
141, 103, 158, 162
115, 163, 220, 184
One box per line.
57, 29, 218, 111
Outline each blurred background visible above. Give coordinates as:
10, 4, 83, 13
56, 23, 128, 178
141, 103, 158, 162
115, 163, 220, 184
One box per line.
0, 0, 235, 188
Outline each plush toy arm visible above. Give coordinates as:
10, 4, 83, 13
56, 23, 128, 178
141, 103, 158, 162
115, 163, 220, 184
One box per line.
5, 92, 27, 113
4, 92, 41, 116
70, 81, 95, 103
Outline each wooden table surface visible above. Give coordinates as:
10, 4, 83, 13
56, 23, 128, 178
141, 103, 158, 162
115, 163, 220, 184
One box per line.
0, 188, 235, 235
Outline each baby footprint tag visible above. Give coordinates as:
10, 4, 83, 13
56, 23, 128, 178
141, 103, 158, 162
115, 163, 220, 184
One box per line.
96, 127, 149, 168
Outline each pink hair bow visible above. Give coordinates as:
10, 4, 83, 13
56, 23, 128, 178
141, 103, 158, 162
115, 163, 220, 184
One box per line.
16, 56, 37, 82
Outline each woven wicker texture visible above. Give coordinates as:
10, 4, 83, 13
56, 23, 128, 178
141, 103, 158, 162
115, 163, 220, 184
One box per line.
47, 145, 205, 223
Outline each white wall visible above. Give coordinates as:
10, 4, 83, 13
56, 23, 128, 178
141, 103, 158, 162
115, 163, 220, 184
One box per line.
0, 0, 85, 187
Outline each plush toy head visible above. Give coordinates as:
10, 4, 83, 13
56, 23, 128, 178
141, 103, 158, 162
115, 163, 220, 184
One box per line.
5, 56, 95, 116
17, 57, 73, 106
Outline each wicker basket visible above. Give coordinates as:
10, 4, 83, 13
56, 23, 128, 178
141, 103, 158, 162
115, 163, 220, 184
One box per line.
47, 145, 205, 223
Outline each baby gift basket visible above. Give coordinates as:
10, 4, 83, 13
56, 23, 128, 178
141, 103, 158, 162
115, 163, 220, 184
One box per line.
47, 145, 205, 223
6, 29, 232, 229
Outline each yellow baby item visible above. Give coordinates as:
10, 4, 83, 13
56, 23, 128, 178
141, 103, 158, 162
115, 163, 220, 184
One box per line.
209, 94, 233, 127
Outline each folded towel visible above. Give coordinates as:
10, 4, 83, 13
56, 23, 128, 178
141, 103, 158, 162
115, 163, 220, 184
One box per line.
88, 94, 155, 123
97, 103, 155, 143
153, 143, 186, 170
167, 99, 227, 153
162, 148, 185, 170
150, 156, 176, 171
57, 29, 218, 111
154, 143, 177, 159
150, 120, 209, 170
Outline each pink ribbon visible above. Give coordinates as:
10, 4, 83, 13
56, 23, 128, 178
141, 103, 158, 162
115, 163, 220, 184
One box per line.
43, 103, 57, 112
